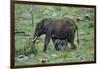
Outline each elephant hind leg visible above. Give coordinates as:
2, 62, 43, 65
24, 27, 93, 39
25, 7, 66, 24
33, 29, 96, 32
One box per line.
70, 42, 77, 50
67, 33, 77, 50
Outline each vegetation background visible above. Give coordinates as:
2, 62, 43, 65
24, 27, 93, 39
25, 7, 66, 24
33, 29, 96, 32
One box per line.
15, 3, 95, 65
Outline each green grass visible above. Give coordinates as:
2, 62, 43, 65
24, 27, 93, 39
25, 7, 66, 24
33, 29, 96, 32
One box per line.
15, 4, 95, 65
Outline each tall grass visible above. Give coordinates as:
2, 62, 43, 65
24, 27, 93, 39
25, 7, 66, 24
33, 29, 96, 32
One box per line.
15, 4, 95, 65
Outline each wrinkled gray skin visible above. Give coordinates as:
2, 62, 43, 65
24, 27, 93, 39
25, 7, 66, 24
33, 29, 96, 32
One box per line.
33, 18, 79, 53
53, 39, 68, 51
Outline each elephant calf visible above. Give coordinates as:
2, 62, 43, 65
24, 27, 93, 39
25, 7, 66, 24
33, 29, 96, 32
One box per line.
52, 38, 68, 51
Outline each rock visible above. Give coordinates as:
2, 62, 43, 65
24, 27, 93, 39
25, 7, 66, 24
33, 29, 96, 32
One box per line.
79, 32, 85, 35
29, 54, 35, 58
18, 55, 25, 58
51, 54, 57, 57
41, 59, 46, 63
38, 58, 47, 64
17, 55, 29, 61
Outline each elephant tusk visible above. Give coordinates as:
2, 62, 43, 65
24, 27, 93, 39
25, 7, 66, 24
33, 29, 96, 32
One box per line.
32, 36, 38, 42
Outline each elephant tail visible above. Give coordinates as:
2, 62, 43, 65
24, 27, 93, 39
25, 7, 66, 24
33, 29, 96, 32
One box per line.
76, 25, 79, 44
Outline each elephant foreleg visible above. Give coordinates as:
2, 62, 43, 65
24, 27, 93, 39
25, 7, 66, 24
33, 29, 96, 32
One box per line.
43, 35, 51, 53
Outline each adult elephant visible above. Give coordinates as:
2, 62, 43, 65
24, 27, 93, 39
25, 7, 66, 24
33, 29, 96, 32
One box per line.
33, 17, 79, 53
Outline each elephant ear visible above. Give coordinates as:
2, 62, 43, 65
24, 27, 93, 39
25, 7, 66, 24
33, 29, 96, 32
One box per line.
36, 19, 48, 30
41, 18, 52, 24
41, 18, 52, 29
36, 23, 43, 30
